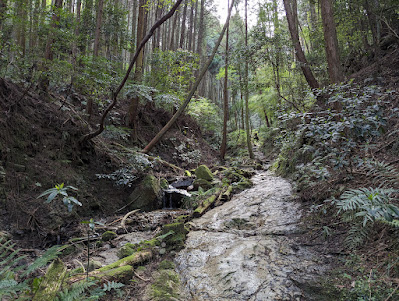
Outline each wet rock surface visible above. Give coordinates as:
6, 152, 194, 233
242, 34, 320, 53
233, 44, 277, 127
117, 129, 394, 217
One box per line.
175, 172, 330, 300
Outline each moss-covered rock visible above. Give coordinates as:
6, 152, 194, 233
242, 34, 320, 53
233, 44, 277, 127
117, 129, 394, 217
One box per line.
102, 231, 117, 241
195, 165, 213, 181
159, 260, 175, 270
117, 244, 135, 259
148, 269, 181, 301
193, 178, 213, 190
128, 175, 162, 211
161, 222, 188, 250
160, 178, 169, 189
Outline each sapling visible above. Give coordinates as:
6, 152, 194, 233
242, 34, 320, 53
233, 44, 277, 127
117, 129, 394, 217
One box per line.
81, 218, 104, 281
37, 183, 82, 212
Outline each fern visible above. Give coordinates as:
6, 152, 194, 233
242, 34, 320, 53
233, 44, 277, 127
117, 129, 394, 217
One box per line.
57, 279, 98, 301
364, 160, 399, 189
0, 239, 62, 299
57, 280, 125, 301
334, 187, 399, 249
22, 245, 61, 277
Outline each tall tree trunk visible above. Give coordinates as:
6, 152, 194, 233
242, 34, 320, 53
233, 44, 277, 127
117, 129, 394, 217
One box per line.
320, 0, 344, 83
196, 0, 205, 55
142, 0, 235, 154
283, 0, 319, 89
45, 0, 63, 60
220, 0, 230, 160
187, 1, 194, 51
272, 0, 282, 102
364, 0, 381, 58
81, 0, 184, 144
179, 0, 188, 48
244, 0, 254, 159
130, 0, 138, 59
93, 0, 104, 56
127, 0, 146, 137
169, 8, 179, 50
0, 0, 6, 31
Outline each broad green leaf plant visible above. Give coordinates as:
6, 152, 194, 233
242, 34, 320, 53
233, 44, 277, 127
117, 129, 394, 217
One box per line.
37, 183, 82, 212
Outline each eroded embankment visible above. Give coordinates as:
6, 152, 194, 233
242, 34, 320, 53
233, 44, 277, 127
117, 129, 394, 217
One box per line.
175, 172, 331, 300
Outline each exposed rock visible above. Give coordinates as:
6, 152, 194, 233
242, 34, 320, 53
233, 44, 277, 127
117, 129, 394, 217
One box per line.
195, 165, 213, 181
176, 172, 330, 300
128, 175, 162, 211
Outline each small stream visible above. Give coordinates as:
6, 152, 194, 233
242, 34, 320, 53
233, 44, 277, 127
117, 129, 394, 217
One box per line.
175, 171, 331, 300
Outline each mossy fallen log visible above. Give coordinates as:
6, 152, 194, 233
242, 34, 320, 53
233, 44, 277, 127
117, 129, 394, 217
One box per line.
193, 195, 216, 217
68, 250, 152, 284
99, 250, 152, 271
33, 258, 67, 301
68, 265, 134, 284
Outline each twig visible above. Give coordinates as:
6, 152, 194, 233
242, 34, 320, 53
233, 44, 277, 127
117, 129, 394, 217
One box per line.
385, 284, 399, 301
133, 271, 150, 282
121, 209, 140, 228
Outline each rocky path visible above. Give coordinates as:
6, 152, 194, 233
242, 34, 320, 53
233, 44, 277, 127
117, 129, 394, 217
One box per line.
175, 172, 331, 300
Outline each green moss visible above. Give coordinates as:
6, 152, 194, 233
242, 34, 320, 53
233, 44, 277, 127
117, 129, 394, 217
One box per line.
174, 214, 190, 223
160, 222, 188, 250
160, 178, 169, 189
117, 245, 135, 259
99, 250, 152, 272
184, 170, 192, 177
193, 178, 213, 190
159, 260, 175, 270
128, 175, 162, 211
195, 165, 214, 181
150, 270, 180, 301
33, 259, 67, 301
97, 265, 134, 284
102, 231, 117, 241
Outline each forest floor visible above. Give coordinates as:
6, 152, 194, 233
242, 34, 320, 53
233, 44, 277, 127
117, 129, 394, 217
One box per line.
0, 48, 398, 299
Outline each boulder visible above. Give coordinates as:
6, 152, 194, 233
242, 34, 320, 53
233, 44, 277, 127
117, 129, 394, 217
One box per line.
128, 175, 162, 211
195, 165, 213, 181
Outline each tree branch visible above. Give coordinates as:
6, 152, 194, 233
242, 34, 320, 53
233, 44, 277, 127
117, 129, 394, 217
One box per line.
80, 0, 184, 144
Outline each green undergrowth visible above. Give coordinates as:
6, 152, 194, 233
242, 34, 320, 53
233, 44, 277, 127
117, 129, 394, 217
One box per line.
265, 82, 399, 299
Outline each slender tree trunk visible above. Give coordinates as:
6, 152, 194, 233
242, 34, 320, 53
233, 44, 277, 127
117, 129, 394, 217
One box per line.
179, 0, 188, 48
196, 0, 205, 55
142, 0, 235, 154
45, 0, 63, 60
130, 0, 138, 59
192, 0, 199, 51
244, 0, 254, 159
169, 8, 179, 50
0, 0, 6, 31
93, 0, 104, 56
272, 0, 282, 102
283, 0, 319, 89
187, 1, 194, 51
220, 0, 230, 160
81, 0, 185, 144
320, 0, 344, 83
127, 0, 146, 137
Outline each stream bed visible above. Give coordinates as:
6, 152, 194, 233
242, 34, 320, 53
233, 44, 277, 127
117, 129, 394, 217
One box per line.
175, 171, 332, 300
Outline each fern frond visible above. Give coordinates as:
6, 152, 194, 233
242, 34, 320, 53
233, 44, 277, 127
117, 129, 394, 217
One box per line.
102, 281, 124, 292
57, 279, 98, 301
365, 160, 399, 189
22, 245, 61, 277
345, 224, 371, 249
0, 279, 29, 298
